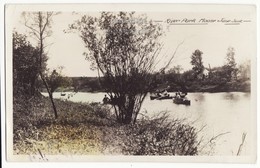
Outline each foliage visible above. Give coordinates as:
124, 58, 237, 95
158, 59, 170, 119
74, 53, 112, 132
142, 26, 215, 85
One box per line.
223, 47, 238, 81
190, 49, 204, 79
237, 60, 250, 81
69, 12, 163, 124
46, 67, 72, 94
225, 47, 236, 68
167, 65, 183, 74
112, 113, 199, 155
145, 47, 250, 92
13, 32, 45, 96
70, 77, 103, 92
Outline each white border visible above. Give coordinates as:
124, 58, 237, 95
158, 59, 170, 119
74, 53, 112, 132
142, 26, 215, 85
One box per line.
1, 0, 259, 168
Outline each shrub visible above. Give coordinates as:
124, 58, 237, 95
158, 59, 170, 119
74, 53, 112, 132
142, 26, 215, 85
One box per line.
104, 112, 199, 155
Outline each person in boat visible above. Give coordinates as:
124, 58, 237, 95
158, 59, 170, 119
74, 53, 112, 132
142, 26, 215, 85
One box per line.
176, 90, 181, 99
155, 89, 161, 97
162, 89, 169, 97
182, 91, 187, 96
103, 94, 110, 104
178, 91, 187, 98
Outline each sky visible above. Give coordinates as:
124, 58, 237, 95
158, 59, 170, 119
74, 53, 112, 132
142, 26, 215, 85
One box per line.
9, 4, 256, 77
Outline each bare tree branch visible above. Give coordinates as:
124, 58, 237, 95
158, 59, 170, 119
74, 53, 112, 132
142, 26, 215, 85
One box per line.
160, 40, 185, 73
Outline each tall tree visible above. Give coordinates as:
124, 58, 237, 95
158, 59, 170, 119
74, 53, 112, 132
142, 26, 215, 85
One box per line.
22, 12, 58, 118
190, 49, 204, 79
224, 47, 238, 81
13, 32, 41, 96
69, 12, 163, 124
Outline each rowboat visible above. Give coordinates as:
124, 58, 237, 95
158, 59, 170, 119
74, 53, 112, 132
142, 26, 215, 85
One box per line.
173, 97, 191, 105
150, 94, 175, 100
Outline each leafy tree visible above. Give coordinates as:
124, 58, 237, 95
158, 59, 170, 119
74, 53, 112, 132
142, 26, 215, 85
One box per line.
165, 65, 183, 84
181, 70, 194, 83
13, 32, 43, 96
207, 66, 229, 84
237, 60, 250, 81
69, 12, 163, 124
22, 12, 59, 118
167, 65, 183, 74
47, 67, 72, 98
226, 47, 236, 68
224, 47, 238, 81
190, 49, 204, 79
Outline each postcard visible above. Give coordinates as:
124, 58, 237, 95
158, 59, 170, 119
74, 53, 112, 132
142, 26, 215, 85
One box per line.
5, 3, 257, 163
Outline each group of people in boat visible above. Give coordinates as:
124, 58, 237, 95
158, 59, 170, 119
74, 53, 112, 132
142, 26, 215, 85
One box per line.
156, 89, 170, 97
103, 90, 189, 104
173, 90, 190, 105
175, 90, 188, 99
155, 89, 188, 99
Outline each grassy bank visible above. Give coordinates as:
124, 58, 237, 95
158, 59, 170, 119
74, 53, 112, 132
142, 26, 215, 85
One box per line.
14, 95, 200, 155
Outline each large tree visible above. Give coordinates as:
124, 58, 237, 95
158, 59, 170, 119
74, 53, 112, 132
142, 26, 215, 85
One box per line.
223, 47, 238, 81
69, 12, 163, 124
190, 49, 204, 79
22, 12, 59, 118
13, 32, 42, 96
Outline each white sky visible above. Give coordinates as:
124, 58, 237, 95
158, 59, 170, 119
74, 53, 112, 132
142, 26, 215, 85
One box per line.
10, 5, 256, 77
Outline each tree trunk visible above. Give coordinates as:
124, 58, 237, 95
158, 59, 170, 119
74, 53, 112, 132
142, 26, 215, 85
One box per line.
30, 77, 36, 96
124, 109, 133, 124
124, 97, 135, 124
40, 73, 58, 119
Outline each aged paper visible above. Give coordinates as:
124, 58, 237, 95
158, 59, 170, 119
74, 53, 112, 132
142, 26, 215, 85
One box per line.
5, 3, 256, 163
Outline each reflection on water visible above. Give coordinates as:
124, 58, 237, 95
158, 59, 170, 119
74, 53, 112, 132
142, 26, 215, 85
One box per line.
222, 92, 240, 101
42, 91, 252, 156
243, 92, 251, 98
194, 93, 205, 102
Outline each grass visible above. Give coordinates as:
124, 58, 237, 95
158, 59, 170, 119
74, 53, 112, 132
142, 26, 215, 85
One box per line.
13, 94, 200, 156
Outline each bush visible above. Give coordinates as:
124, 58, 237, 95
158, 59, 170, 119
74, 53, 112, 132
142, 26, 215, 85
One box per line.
103, 112, 199, 155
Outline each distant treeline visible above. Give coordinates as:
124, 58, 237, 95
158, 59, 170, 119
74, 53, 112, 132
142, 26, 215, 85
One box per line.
70, 77, 104, 92
64, 49, 250, 93
65, 69, 250, 93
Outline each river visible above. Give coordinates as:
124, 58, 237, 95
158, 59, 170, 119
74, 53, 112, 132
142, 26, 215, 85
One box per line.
42, 91, 253, 156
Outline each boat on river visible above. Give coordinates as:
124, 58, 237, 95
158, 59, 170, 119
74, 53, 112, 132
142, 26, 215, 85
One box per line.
60, 92, 66, 96
173, 97, 191, 105
150, 94, 175, 100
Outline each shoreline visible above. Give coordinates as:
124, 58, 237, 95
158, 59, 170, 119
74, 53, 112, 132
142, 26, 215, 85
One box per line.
42, 81, 250, 94
13, 95, 202, 156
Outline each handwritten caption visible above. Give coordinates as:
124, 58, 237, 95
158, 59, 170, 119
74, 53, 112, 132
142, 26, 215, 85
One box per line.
163, 18, 251, 25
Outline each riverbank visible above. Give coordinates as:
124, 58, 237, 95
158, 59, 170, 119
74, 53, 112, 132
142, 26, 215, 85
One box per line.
160, 79, 250, 93
42, 77, 250, 93
13, 95, 200, 155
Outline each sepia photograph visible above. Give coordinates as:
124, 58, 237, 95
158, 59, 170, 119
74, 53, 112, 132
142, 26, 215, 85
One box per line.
4, 3, 257, 163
